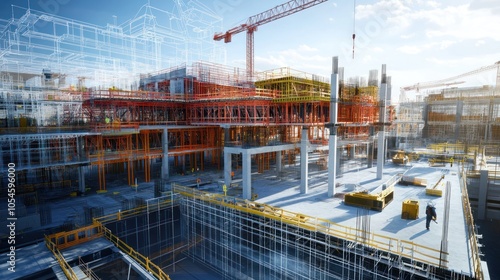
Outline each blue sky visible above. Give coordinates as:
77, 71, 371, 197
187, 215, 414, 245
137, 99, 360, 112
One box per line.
2, 0, 500, 101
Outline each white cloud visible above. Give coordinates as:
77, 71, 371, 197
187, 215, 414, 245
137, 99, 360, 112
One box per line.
356, 0, 413, 28
298, 45, 318, 52
397, 40, 456, 54
421, 5, 500, 41
254, 45, 329, 74
400, 33, 415, 39
398, 45, 423, 55
362, 55, 373, 63
355, 1, 500, 41
475, 40, 485, 46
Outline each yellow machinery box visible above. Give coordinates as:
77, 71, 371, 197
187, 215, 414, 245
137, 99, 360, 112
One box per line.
401, 199, 419, 220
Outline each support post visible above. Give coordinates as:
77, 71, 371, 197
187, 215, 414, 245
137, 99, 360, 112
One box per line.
161, 128, 169, 180
78, 165, 85, 194
300, 127, 309, 194
276, 151, 282, 173
478, 170, 489, 220
377, 64, 388, 180
242, 152, 252, 200
224, 151, 231, 188
440, 181, 452, 267
327, 56, 339, 197
223, 125, 232, 187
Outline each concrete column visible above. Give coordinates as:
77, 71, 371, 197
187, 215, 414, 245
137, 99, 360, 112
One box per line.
486, 100, 494, 141
223, 125, 232, 187
161, 128, 169, 180
337, 146, 342, 176
455, 100, 463, 141
350, 144, 356, 160
440, 181, 452, 267
478, 170, 489, 219
276, 151, 282, 173
377, 65, 388, 180
78, 165, 85, 194
242, 152, 252, 200
300, 127, 309, 194
224, 151, 231, 188
224, 126, 230, 143
327, 56, 339, 197
0, 142, 3, 171
367, 134, 374, 168
183, 155, 187, 172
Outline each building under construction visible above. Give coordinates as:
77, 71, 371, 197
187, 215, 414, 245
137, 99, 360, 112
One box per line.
0, 1, 496, 280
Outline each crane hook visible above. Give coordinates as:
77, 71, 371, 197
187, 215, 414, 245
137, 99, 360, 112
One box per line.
352, 0, 356, 59
352, 33, 356, 59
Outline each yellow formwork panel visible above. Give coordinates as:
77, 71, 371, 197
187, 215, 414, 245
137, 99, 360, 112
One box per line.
401, 200, 419, 220
255, 73, 330, 100
426, 188, 443, 197
344, 185, 394, 212
340, 85, 378, 101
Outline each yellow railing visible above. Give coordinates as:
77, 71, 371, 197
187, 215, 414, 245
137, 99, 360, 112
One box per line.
94, 220, 171, 280
466, 170, 500, 179
46, 199, 176, 280
45, 236, 79, 280
45, 224, 103, 250
171, 184, 447, 268
93, 196, 175, 224
460, 171, 484, 280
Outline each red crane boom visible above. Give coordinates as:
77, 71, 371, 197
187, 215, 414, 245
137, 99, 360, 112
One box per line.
214, 0, 328, 79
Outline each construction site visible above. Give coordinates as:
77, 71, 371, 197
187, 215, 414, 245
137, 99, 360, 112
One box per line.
0, 1, 498, 280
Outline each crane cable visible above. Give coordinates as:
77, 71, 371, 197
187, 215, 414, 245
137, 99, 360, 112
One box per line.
352, 0, 356, 59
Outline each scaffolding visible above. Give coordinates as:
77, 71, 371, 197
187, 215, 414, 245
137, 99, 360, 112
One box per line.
173, 184, 472, 280
0, 3, 223, 89
396, 82, 500, 148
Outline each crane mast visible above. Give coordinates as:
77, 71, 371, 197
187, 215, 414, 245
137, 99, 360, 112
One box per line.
214, 0, 329, 80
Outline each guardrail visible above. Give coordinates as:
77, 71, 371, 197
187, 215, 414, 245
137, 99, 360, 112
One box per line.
44, 236, 79, 280
460, 170, 484, 280
94, 220, 171, 280
94, 196, 176, 224
45, 224, 103, 250
79, 256, 101, 280
46, 198, 176, 280
171, 183, 447, 268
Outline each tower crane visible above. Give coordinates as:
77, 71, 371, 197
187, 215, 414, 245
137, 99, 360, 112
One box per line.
401, 61, 500, 92
213, 0, 329, 80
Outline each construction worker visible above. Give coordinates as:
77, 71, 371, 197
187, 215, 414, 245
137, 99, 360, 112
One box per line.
425, 202, 437, 230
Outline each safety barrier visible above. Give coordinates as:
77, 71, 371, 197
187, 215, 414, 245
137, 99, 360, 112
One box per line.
44, 236, 79, 280
171, 183, 447, 268
45, 224, 103, 250
94, 220, 171, 280
94, 196, 176, 224
460, 170, 484, 280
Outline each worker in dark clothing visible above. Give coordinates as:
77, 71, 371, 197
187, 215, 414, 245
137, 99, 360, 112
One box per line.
426, 203, 437, 230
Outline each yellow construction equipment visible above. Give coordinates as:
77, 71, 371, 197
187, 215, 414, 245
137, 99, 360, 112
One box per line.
392, 150, 409, 165
344, 184, 394, 211
401, 200, 419, 220
400, 175, 427, 187
426, 174, 445, 197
